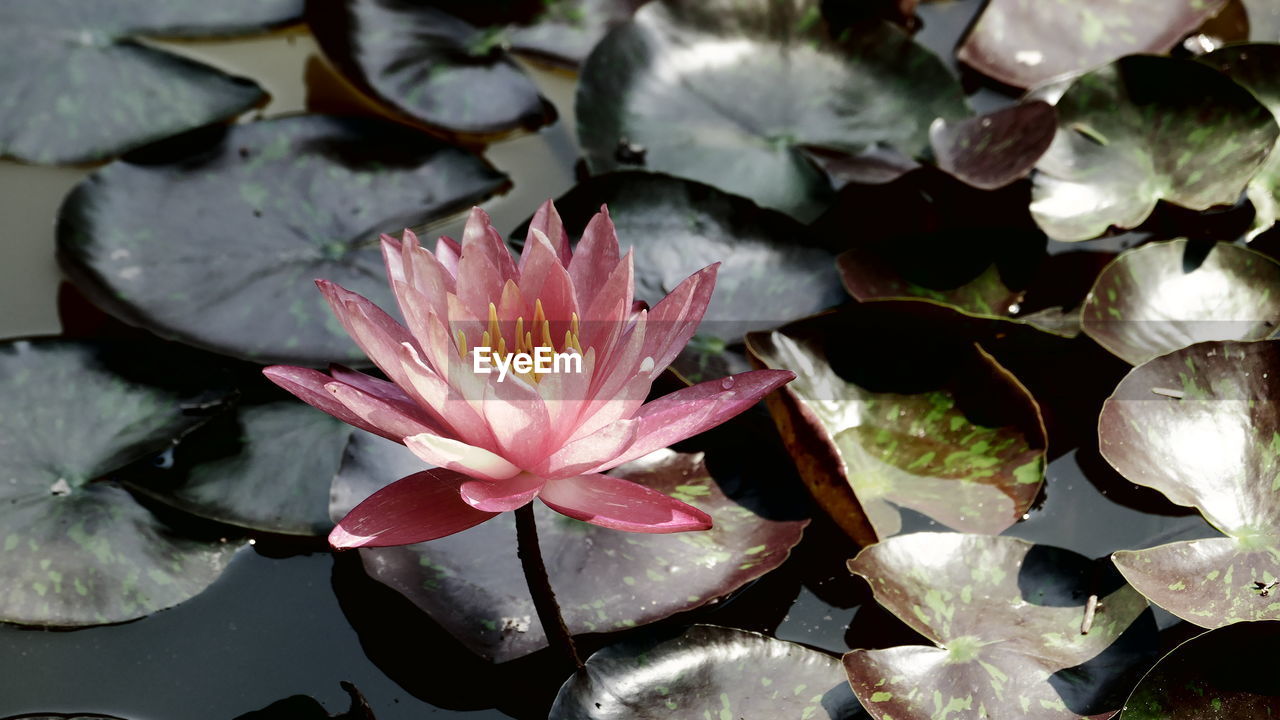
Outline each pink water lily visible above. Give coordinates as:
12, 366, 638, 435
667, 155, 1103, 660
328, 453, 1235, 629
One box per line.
264, 202, 794, 548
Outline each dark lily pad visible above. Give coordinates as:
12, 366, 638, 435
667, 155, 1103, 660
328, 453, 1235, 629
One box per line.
56, 114, 509, 366
846, 533, 1155, 720
0, 0, 309, 164
929, 101, 1057, 190
127, 399, 351, 536
1082, 239, 1280, 365
511, 171, 847, 382
0, 338, 242, 626
1100, 340, 1280, 628
745, 309, 1047, 543
235, 682, 375, 719
1201, 44, 1280, 241
507, 0, 649, 68
1031, 55, 1279, 242
306, 0, 554, 136
550, 625, 864, 719
957, 0, 1227, 89
577, 2, 970, 220
1119, 621, 1280, 719
331, 427, 810, 662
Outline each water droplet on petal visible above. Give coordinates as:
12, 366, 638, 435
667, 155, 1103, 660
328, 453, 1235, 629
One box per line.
721, 377, 735, 390
639, 356, 655, 374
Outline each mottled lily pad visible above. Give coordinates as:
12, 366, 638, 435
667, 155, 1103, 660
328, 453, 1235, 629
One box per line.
511, 172, 846, 382
1119, 621, 1280, 719
746, 309, 1047, 543
127, 399, 352, 536
957, 0, 1227, 89
507, 0, 649, 68
306, 0, 553, 136
57, 114, 509, 366
1031, 55, 1279, 242
846, 533, 1155, 720
0, 0, 308, 164
1082, 239, 1280, 365
0, 338, 241, 626
550, 625, 863, 719
1101, 340, 1280, 628
929, 101, 1056, 190
331, 429, 810, 662
1201, 44, 1280, 241
577, 1, 970, 220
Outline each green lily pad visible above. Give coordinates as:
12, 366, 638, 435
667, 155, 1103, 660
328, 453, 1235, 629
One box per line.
0, 0, 309, 164
0, 338, 242, 626
746, 308, 1047, 543
1201, 44, 1280, 241
1082, 239, 1280, 365
957, 0, 1227, 89
1031, 55, 1279, 242
306, 0, 553, 136
127, 399, 351, 536
511, 171, 846, 383
56, 114, 509, 366
929, 101, 1057, 191
846, 533, 1155, 720
576, 1, 970, 220
1119, 621, 1280, 719
550, 625, 864, 719
1100, 340, 1280, 628
331, 427, 810, 662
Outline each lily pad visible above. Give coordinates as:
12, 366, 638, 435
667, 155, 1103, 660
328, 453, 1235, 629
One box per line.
511, 171, 846, 382
306, 0, 553, 136
127, 399, 351, 536
0, 338, 241, 626
0, 0, 309, 164
1100, 340, 1280, 628
1031, 55, 1279, 242
1119, 621, 1280, 719
745, 309, 1047, 543
929, 101, 1057, 190
331, 428, 810, 662
57, 114, 510, 366
846, 533, 1155, 720
1201, 44, 1280, 241
1082, 239, 1280, 365
956, 0, 1227, 89
507, 0, 649, 68
549, 625, 863, 719
577, 2, 970, 220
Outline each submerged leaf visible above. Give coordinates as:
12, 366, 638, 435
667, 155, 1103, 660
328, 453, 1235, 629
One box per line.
1100, 340, 1280, 627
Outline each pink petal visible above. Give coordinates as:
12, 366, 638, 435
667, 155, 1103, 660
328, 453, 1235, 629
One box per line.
328, 365, 414, 408
643, 263, 718, 371
459, 471, 547, 512
537, 418, 639, 479
517, 229, 579, 340
436, 236, 461, 278
568, 206, 622, 310
316, 279, 416, 387
606, 369, 795, 468
539, 473, 712, 533
461, 207, 518, 282
325, 381, 434, 441
329, 469, 497, 548
523, 199, 571, 268
578, 251, 634, 355
481, 373, 553, 470
405, 432, 521, 483
263, 365, 385, 439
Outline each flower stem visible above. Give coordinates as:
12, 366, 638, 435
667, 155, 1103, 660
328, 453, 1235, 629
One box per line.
514, 503, 584, 671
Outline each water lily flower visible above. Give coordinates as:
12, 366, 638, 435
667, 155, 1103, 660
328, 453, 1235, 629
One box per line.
264, 202, 795, 549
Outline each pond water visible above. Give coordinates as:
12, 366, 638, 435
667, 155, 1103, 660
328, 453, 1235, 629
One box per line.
0, 2, 1222, 717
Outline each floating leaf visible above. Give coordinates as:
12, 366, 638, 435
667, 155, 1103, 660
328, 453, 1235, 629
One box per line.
1082, 239, 1280, 365
929, 101, 1056, 190
1031, 55, 1278, 242
1201, 44, 1280, 241
507, 0, 649, 68
0, 0, 309, 164
0, 338, 241, 626
1101, 340, 1280, 628
550, 625, 863, 719
957, 0, 1227, 89
746, 309, 1047, 543
1119, 621, 1280, 719
127, 399, 351, 536
57, 115, 509, 366
306, 0, 553, 136
331, 429, 809, 662
846, 533, 1155, 720
577, 1, 969, 220
511, 171, 846, 382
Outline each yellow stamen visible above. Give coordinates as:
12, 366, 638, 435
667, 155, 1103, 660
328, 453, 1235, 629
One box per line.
486, 302, 501, 347
455, 329, 468, 358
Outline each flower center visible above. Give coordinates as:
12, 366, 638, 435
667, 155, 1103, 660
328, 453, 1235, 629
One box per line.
455, 299, 583, 383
